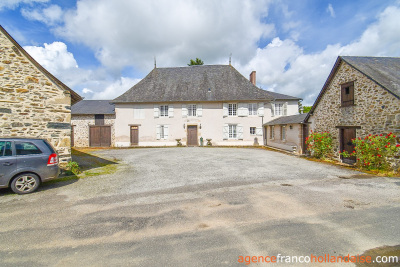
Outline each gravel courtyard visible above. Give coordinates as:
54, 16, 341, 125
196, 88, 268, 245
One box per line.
0, 147, 399, 266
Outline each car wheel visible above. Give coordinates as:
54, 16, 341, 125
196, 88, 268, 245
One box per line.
10, 174, 40, 194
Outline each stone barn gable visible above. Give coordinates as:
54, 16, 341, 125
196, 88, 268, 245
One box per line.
306, 56, 400, 160
0, 25, 82, 163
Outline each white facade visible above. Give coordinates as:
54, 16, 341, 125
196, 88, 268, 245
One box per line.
114, 100, 298, 147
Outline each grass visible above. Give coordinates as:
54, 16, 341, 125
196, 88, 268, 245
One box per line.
60, 148, 119, 179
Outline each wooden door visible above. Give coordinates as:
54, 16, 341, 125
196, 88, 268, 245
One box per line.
302, 124, 308, 154
130, 126, 139, 145
90, 126, 111, 147
187, 126, 198, 146
341, 128, 356, 164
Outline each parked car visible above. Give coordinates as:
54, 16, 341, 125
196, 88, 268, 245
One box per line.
0, 138, 60, 194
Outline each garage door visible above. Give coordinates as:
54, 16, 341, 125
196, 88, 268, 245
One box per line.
89, 126, 111, 147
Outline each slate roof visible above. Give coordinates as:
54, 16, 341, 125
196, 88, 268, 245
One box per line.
0, 25, 82, 104
263, 113, 308, 126
71, 100, 115, 115
307, 56, 400, 118
113, 65, 300, 103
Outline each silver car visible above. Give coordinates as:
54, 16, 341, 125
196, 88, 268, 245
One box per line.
0, 138, 60, 194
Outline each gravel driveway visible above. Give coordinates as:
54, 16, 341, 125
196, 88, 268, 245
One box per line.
0, 147, 399, 266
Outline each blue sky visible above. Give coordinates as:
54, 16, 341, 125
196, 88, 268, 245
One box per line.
1, 0, 400, 105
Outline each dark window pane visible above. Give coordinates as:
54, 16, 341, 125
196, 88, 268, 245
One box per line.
16, 142, 42, 155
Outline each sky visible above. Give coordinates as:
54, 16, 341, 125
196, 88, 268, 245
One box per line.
1, 0, 400, 105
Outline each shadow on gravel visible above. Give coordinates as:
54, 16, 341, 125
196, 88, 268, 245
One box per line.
71, 148, 118, 172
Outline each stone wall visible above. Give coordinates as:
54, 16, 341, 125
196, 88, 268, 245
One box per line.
71, 115, 116, 147
0, 30, 73, 164
310, 60, 400, 159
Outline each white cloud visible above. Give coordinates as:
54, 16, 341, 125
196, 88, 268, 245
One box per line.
0, 0, 48, 10
24, 42, 78, 74
237, 4, 400, 105
53, 0, 274, 71
82, 88, 93, 94
92, 77, 141, 100
21, 5, 63, 25
327, 4, 336, 18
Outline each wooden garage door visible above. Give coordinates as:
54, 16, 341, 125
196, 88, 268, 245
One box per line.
89, 126, 111, 147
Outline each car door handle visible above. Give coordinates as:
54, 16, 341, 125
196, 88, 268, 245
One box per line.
3, 162, 14, 166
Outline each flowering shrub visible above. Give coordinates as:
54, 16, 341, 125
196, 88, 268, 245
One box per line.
305, 131, 333, 159
340, 133, 400, 171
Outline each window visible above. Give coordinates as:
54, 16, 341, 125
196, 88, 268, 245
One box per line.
95, 114, 104, 125
15, 142, 42, 155
228, 103, 237, 116
188, 104, 197, 117
229, 124, 237, 139
248, 103, 257, 116
160, 125, 166, 139
281, 126, 286, 140
250, 127, 256, 135
341, 81, 354, 107
160, 105, 169, 117
0, 141, 12, 157
270, 126, 274, 139
275, 104, 283, 116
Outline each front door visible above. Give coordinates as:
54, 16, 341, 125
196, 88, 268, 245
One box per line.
340, 128, 356, 164
130, 126, 139, 145
187, 126, 198, 146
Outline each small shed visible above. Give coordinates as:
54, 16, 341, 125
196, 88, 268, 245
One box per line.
71, 100, 115, 147
263, 113, 308, 154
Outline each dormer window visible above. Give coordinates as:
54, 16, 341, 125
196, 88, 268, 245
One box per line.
341, 81, 354, 107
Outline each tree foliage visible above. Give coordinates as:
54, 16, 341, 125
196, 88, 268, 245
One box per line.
188, 58, 204, 66
302, 106, 312, 113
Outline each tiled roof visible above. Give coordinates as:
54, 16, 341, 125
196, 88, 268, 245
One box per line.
264, 113, 308, 125
113, 65, 300, 103
71, 100, 115, 115
0, 25, 82, 105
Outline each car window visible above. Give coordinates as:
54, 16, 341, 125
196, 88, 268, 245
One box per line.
15, 142, 42, 155
0, 141, 12, 157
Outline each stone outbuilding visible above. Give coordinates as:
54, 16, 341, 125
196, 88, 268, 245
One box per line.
0, 25, 82, 163
71, 100, 115, 147
306, 56, 400, 163
263, 113, 308, 154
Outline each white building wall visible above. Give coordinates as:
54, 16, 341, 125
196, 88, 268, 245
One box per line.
115, 101, 298, 147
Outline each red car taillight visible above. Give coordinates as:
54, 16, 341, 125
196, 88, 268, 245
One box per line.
47, 153, 58, 166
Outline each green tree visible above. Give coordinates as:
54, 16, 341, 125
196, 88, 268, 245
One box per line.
188, 58, 204, 66
302, 106, 312, 113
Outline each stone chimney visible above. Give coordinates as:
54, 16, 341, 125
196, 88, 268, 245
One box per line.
249, 71, 256, 85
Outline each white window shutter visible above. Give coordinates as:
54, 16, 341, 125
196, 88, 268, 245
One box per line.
283, 102, 288, 116
223, 103, 228, 117
182, 104, 187, 118
257, 102, 264, 117
237, 124, 244, 140
169, 105, 174, 118
223, 124, 229, 139
156, 125, 161, 140
271, 103, 275, 117
256, 127, 263, 136
197, 104, 203, 117
164, 125, 169, 139
154, 105, 159, 118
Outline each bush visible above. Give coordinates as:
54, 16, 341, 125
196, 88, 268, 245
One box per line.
305, 131, 333, 159
340, 133, 400, 171
66, 161, 81, 175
